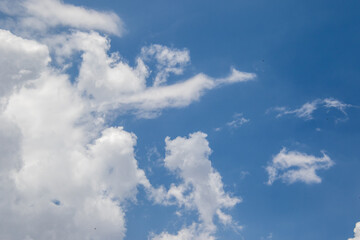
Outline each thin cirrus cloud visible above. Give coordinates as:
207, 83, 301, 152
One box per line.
0, 0, 251, 239
270, 98, 353, 121
349, 222, 360, 240
266, 148, 334, 185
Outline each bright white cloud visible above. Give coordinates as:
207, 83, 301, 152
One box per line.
266, 148, 334, 185
44, 31, 255, 118
0, 1, 253, 239
349, 222, 360, 240
1, 68, 149, 239
272, 98, 352, 120
150, 223, 215, 240
0, 30, 149, 239
0, 0, 123, 35
150, 132, 241, 239
0, 29, 50, 99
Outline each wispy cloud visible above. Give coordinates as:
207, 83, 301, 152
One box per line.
227, 113, 250, 128
141, 44, 190, 87
215, 113, 250, 132
269, 98, 354, 121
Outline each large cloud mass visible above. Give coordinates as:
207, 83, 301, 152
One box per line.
0, 1, 250, 239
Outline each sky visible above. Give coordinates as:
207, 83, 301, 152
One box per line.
0, 0, 359, 239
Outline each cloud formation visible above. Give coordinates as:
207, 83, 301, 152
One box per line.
150, 132, 241, 239
150, 223, 215, 240
0, 1, 252, 239
271, 98, 353, 121
43, 30, 255, 118
141, 44, 190, 87
0, 29, 49, 98
1, 53, 150, 238
0, 0, 123, 35
349, 222, 360, 240
266, 148, 334, 185
226, 113, 250, 129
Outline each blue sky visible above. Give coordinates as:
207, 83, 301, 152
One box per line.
0, 0, 359, 239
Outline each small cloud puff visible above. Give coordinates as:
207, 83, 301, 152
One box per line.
227, 113, 250, 129
266, 148, 334, 185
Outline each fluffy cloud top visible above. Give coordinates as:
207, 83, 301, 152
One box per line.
266, 148, 334, 185
1, 66, 150, 239
0, 29, 49, 99
349, 222, 360, 240
150, 223, 215, 240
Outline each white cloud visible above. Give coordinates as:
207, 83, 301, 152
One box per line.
323, 98, 350, 114
266, 148, 334, 185
44, 31, 255, 118
0, 0, 123, 35
150, 132, 241, 239
272, 98, 352, 120
0, 2, 253, 238
349, 222, 360, 240
141, 44, 190, 86
0, 29, 50, 99
0, 30, 150, 238
1, 67, 149, 239
150, 223, 215, 240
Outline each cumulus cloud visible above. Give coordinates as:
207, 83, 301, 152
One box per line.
0, 1, 252, 239
271, 98, 353, 120
150, 132, 241, 239
0, 0, 123, 35
1, 68, 150, 239
349, 222, 360, 240
0, 28, 148, 239
266, 148, 334, 185
0, 29, 50, 99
